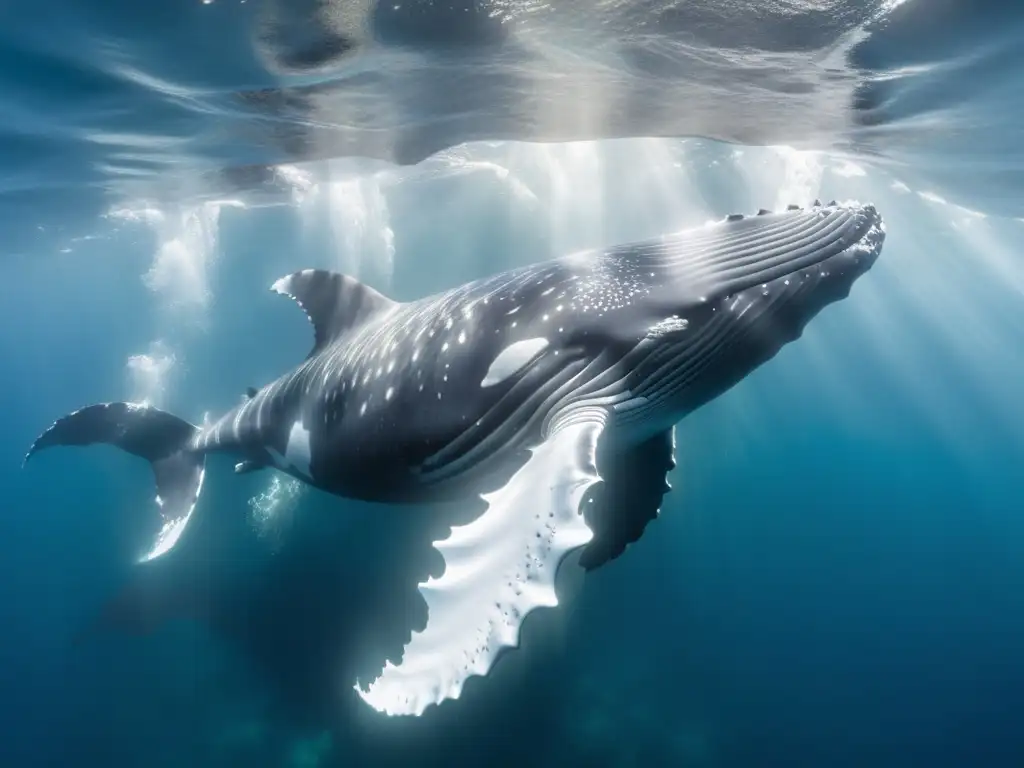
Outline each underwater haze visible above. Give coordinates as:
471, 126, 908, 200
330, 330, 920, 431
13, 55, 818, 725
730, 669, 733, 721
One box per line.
2, 0, 1024, 766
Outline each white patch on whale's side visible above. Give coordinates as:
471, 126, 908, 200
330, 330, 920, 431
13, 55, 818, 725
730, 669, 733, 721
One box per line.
356, 407, 607, 717
285, 420, 312, 477
267, 420, 313, 478
481, 337, 549, 387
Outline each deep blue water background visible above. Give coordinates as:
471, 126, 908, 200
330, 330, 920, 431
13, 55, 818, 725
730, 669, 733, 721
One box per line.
2, 1, 1024, 766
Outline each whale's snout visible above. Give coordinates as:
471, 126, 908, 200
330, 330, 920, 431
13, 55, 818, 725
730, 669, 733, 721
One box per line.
770, 199, 885, 313
692, 200, 886, 326
714, 200, 885, 302
621, 201, 887, 424
636, 199, 885, 319
813, 201, 885, 291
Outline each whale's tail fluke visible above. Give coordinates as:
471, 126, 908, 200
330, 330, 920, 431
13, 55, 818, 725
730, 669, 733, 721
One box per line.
24, 402, 206, 563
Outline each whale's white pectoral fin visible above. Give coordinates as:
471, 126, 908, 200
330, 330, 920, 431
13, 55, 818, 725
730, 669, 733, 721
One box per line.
355, 407, 609, 717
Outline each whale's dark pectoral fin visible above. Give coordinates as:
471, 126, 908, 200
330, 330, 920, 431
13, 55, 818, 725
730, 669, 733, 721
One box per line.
356, 407, 609, 717
578, 427, 676, 571
271, 269, 398, 357
24, 402, 205, 563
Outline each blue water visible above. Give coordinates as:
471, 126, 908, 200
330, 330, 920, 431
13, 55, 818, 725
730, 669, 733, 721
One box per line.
2, 0, 1024, 766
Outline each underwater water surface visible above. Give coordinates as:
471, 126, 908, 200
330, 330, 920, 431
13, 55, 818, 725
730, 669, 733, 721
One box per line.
1, 1, 1023, 766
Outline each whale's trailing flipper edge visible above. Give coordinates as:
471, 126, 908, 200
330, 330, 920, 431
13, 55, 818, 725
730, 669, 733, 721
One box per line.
24, 402, 205, 563
578, 427, 676, 571
355, 406, 609, 717
271, 269, 397, 357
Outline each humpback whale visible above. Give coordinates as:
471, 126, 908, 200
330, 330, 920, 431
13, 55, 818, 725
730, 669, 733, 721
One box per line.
25, 200, 885, 717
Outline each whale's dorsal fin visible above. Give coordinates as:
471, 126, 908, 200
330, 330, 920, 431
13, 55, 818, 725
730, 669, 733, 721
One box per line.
271, 269, 396, 356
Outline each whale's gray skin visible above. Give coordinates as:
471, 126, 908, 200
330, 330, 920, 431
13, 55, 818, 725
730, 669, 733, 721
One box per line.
25, 200, 885, 717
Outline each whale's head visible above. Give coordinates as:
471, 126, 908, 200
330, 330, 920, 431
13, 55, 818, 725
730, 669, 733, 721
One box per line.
668, 201, 885, 337
603, 201, 885, 427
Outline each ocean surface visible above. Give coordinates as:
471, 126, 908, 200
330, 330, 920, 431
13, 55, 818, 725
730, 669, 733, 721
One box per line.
2, 0, 1023, 766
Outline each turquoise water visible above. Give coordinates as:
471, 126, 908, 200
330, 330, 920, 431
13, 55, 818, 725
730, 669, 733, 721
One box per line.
2, 1, 1023, 766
